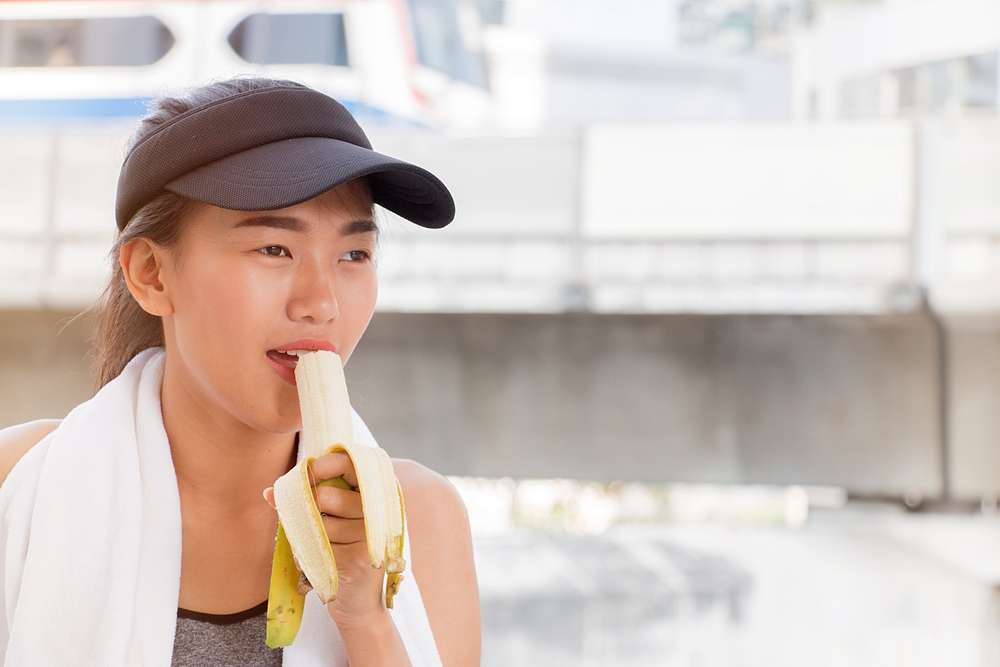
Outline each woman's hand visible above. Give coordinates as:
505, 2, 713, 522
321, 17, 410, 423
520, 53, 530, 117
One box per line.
262, 451, 387, 626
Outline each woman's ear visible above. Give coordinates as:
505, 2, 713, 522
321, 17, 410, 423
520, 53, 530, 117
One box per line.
119, 237, 175, 317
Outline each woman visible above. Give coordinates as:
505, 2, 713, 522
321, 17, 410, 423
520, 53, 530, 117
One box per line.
0, 77, 480, 666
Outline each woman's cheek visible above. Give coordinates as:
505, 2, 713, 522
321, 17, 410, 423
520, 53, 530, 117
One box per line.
190, 259, 264, 339
242, 269, 291, 319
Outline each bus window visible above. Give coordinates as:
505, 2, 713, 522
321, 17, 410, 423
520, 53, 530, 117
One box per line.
0, 17, 173, 67
408, 0, 488, 88
228, 13, 349, 66
473, 0, 505, 26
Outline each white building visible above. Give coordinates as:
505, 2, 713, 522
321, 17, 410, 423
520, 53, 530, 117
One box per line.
482, 0, 792, 131
792, 0, 1000, 119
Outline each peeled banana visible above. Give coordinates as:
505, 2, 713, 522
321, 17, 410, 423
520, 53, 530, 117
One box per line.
265, 349, 407, 648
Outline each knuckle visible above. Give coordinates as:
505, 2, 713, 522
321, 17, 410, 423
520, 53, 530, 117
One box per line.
318, 485, 364, 518
316, 485, 343, 510
323, 515, 366, 544
313, 451, 350, 477
322, 515, 345, 539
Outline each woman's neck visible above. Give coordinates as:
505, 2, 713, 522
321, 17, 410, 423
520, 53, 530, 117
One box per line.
159, 355, 298, 523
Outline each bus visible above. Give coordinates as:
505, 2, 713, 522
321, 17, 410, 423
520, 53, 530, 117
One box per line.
0, 0, 493, 130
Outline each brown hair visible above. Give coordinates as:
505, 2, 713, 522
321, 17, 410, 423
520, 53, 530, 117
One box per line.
76, 76, 380, 391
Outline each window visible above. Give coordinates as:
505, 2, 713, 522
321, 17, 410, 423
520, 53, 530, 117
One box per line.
922, 59, 958, 112
896, 67, 918, 114
839, 74, 882, 118
0, 16, 173, 67
228, 13, 349, 66
473, 0, 506, 26
893, 50, 999, 116
964, 51, 997, 109
408, 0, 488, 88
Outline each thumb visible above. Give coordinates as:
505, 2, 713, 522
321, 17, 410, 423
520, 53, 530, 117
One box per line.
262, 486, 276, 510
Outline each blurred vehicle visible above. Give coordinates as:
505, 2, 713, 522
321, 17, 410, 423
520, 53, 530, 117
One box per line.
0, 0, 492, 129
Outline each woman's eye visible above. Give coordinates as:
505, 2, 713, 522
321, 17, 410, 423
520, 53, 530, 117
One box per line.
255, 247, 371, 262
343, 250, 373, 263
257, 245, 290, 258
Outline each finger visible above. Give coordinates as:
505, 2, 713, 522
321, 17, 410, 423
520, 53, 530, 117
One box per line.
309, 451, 359, 489
321, 515, 366, 545
262, 486, 276, 509
330, 540, 381, 569
315, 485, 364, 519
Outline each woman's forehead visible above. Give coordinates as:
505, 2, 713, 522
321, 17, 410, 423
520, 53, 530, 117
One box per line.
311, 179, 374, 213
229, 215, 378, 237
196, 180, 375, 231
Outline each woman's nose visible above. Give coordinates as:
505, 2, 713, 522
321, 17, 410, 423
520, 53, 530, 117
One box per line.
288, 264, 339, 323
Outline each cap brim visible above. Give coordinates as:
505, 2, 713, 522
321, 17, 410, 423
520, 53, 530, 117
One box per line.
163, 136, 455, 228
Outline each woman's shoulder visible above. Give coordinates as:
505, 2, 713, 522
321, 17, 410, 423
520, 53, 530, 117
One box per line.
389, 458, 480, 665
391, 457, 461, 502
390, 455, 472, 570
391, 457, 470, 539
0, 419, 61, 489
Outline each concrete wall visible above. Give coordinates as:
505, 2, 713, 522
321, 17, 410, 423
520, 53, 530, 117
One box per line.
6, 308, 984, 498
947, 315, 1000, 499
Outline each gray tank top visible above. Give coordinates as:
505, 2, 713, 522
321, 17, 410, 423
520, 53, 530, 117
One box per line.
172, 598, 283, 666
171, 432, 296, 665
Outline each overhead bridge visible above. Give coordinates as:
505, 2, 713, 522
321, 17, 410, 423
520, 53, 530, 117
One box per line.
4, 121, 1000, 501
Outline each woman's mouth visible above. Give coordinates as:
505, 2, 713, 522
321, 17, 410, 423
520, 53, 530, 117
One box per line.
266, 350, 299, 385
267, 349, 299, 368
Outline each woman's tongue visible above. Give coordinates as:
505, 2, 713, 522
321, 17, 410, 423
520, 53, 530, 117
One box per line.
267, 349, 298, 368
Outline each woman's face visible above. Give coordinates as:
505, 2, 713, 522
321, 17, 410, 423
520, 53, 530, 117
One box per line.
159, 178, 379, 430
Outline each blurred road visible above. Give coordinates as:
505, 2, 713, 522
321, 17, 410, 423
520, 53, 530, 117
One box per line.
473, 507, 1000, 666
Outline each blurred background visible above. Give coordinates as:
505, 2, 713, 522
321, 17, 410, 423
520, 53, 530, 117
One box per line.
3, 0, 1000, 664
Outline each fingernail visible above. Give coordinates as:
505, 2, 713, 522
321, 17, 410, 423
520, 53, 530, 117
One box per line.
262, 487, 272, 502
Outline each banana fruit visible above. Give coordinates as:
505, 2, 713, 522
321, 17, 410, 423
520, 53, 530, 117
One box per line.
265, 349, 407, 648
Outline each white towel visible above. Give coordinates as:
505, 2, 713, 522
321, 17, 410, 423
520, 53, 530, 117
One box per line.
0, 346, 442, 666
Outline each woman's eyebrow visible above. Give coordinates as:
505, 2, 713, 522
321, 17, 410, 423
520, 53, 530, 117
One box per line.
232, 216, 377, 236
341, 219, 379, 236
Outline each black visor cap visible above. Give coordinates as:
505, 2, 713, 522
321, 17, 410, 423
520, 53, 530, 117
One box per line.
115, 84, 455, 230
